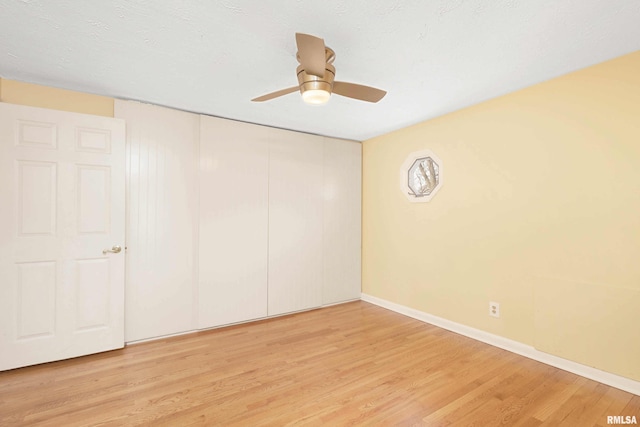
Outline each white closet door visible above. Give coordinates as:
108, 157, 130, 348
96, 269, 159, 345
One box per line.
268, 128, 324, 316
114, 101, 198, 342
198, 116, 269, 328
323, 138, 362, 304
0, 102, 125, 370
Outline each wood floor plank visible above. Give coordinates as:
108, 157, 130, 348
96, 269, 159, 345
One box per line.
0, 301, 638, 426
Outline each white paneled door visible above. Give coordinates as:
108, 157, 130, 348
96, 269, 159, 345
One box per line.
0, 103, 125, 371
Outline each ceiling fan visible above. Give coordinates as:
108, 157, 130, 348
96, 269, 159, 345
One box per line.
252, 33, 387, 105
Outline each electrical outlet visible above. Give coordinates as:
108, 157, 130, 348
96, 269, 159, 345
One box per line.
489, 302, 500, 318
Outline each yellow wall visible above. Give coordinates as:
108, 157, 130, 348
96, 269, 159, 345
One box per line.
0, 78, 113, 117
362, 52, 640, 381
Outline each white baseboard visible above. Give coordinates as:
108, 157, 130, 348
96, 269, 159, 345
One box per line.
125, 329, 199, 345
126, 299, 360, 346
360, 293, 640, 396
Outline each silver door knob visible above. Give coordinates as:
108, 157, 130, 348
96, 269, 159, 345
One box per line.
103, 245, 122, 255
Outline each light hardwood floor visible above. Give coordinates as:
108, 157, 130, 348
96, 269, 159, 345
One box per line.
1, 301, 638, 426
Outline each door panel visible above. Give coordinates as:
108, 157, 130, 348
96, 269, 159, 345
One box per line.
114, 100, 198, 342
77, 165, 110, 234
322, 138, 362, 304
16, 119, 57, 149
16, 261, 56, 339
17, 161, 57, 235
74, 258, 110, 331
198, 116, 269, 328
0, 102, 125, 371
268, 128, 324, 316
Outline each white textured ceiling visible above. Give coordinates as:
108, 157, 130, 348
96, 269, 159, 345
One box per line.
1, 1, 639, 141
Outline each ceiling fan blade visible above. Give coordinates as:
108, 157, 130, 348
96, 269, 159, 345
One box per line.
332, 81, 387, 103
251, 86, 299, 102
295, 33, 326, 77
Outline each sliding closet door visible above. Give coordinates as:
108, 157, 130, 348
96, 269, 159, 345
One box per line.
323, 138, 362, 304
268, 128, 324, 316
198, 116, 269, 328
115, 101, 199, 342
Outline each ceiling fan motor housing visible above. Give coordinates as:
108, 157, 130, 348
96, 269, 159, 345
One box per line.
296, 47, 336, 96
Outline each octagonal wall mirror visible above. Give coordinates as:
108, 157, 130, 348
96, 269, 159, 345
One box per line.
400, 149, 443, 202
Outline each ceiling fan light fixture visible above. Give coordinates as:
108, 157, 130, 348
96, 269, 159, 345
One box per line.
299, 76, 333, 106
302, 89, 331, 105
